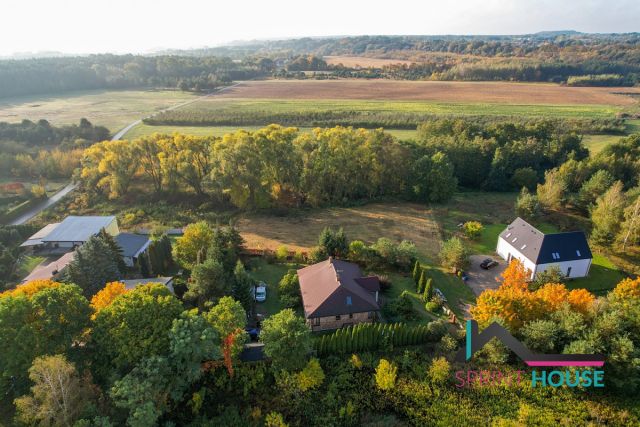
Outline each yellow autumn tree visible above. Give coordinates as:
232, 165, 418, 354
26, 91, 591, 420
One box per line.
90, 281, 127, 315
612, 277, 640, 299
500, 259, 531, 291
535, 283, 569, 312
567, 288, 596, 315
0, 279, 61, 299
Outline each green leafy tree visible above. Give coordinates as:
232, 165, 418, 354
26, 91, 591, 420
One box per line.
511, 167, 538, 191
261, 309, 312, 372
91, 283, 183, 379
14, 355, 91, 427
515, 187, 540, 220
296, 358, 325, 391
591, 181, 626, 246
173, 221, 214, 269
428, 357, 451, 385
279, 269, 301, 309
206, 296, 247, 363
232, 260, 254, 313
0, 284, 91, 395
318, 227, 348, 258
463, 221, 483, 239
412, 152, 457, 203
578, 170, 615, 212
520, 319, 559, 353
438, 237, 468, 271
64, 235, 121, 298
111, 309, 220, 426
537, 168, 567, 211
187, 258, 231, 306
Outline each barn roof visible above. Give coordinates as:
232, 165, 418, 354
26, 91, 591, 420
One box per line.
42, 216, 116, 243
297, 258, 380, 318
500, 218, 592, 264
115, 233, 150, 258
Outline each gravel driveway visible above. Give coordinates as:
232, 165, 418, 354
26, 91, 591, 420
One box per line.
466, 254, 507, 296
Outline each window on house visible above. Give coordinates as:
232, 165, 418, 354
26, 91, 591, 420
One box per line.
505, 233, 512, 238
512, 237, 518, 243
555, 252, 560, 259
552, 253, 557, 260
349, 313, 353, 319
313, 317, 320, 326
335, 315, 341, 321
346, 296, 352, 306
367, 311, 374, 319
576, 250, 581, 257
521, 244, 527, 250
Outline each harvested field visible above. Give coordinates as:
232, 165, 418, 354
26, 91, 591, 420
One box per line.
213, 80, 640, 106
324, 56, 415, 68
237, 202, 441, 259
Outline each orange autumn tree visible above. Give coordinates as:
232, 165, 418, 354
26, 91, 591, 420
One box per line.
471, 259, 596, 330
0, 279, 61, 299
90, 281, 128, 315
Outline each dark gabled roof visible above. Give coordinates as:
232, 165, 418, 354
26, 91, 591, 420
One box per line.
297, 258, 380, 319
537, 232, 592, 264
500, 218, 592, 264
115, 233, 150, 257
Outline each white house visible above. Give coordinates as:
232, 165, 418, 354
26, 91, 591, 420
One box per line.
496, 217, 593, 280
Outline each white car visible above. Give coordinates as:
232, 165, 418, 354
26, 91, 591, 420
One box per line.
254, 283, 267, 302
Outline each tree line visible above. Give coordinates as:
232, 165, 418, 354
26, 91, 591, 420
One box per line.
0, 55, 266, 98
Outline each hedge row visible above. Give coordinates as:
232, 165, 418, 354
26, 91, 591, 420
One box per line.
315, 322, 440, 356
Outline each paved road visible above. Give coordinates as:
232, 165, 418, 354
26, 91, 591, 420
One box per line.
8, 83, 242, 225
9, 183, 79, 225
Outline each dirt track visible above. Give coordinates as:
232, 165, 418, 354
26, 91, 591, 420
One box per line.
215, 79, 640, 106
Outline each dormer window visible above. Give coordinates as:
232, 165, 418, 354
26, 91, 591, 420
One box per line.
346, 296, 352, 306
576, 250, 581, 257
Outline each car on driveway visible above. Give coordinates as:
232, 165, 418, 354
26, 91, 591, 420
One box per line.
245, 327, 260, 341
254, 283, 267, 302
480, 258, 499, 270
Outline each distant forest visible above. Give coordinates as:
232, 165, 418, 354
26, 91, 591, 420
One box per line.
1, 33, 639, 98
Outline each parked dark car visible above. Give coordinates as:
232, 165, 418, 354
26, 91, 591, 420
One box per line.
245, 327, 260, 341
480, 258, 499, 270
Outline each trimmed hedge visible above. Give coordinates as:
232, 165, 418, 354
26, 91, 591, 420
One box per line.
315, 321, 443, 356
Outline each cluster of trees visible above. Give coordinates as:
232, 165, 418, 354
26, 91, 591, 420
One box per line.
0, 55, 266, 98
0, 119, 109, 180
567, 74, 629, 86
417, 118, 589, 191
472, 259, 640, 392
80, 125, 459, 208
172, 221, 253, 311
516, 133, 640, 251
307, 226, 418, 272
315, 320, 448, 356
0, 224, 39, 289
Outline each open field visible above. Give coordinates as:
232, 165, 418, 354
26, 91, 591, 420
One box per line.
210, 80, 640, 106
0, 89, 199, 132
583, 134, 624, 154
324, 56, 416, 67
238, 202, 442, 260
125, 123, 419, 140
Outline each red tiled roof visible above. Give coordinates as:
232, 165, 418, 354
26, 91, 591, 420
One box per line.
297, 258, 380, 318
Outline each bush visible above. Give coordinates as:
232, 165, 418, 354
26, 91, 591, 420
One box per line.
278, 270, 301, 308
425, 301, 440, 312
462, 221, 483, 240
375, 359, 398, 391
276, 245, 289, 262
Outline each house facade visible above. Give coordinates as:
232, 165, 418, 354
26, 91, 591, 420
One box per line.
297, 258, 380, 331
496, 217, 593, 280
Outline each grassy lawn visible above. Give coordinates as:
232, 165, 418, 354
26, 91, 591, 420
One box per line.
247, 258, 303, 317
384, 272, 441, 324
0, 89, 199, 133
567, 253, 626, 295
238, 202, 441, 260
582, 134, 623, 154
421, 265, 476, 319
125, 123, 418, 140
15, 255, 46, 278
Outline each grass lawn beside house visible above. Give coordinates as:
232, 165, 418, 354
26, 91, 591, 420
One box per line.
247, 258, 303, 317
566, 253, 627, 295
15, 255, 46, 279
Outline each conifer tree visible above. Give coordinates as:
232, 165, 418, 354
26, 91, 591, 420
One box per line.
413, 260, 421, 285
424, 278, 434, 302
64, 235, 121, 298
98, 229, 127, 274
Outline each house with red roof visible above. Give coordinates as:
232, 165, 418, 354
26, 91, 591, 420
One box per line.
297, 257, 380, 331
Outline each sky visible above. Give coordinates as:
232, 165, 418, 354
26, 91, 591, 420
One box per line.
2, 0, 639, 56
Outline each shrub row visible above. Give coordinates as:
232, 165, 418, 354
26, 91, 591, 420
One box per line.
315, 321, 445, 356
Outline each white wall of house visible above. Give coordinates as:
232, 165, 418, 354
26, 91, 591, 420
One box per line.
496, 237, 538, 279
535, 259, 591, 279
105, 219, 120, 236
